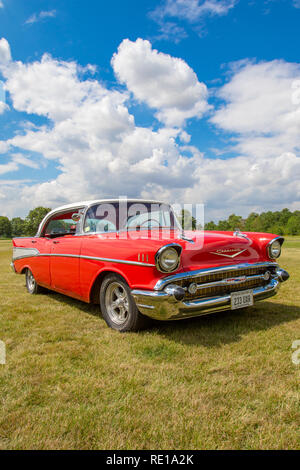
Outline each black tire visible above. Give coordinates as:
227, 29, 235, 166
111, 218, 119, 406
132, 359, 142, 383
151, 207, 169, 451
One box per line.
100, 274, 150, 332
25, 268, 42, 295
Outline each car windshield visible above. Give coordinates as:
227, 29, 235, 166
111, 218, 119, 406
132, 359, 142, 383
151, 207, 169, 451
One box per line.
83, 202, 180, 233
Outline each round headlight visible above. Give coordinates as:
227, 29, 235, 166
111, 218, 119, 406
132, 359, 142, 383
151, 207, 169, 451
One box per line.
155, 246, 181, 272
268, 239, 282, 259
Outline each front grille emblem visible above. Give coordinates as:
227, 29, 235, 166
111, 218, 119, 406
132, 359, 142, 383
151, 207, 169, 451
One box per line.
223, 276, 247, 285
210, 249, 247, 258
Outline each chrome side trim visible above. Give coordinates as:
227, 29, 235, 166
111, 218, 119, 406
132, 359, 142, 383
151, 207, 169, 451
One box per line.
79, 255, 155, 267
12, 247, 40, 261
154, 262, 278, 290
12, 250, 155, 267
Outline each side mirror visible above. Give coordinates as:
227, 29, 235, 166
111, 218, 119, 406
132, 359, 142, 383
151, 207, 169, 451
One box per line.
72, 213, 81, 222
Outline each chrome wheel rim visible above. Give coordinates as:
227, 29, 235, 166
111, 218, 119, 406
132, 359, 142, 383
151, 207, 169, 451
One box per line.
27, 270, 35, 292
105, 282, 129, 325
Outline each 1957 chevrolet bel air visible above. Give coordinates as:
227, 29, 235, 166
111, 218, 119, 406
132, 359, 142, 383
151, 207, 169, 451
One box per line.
11, 199, 289, 331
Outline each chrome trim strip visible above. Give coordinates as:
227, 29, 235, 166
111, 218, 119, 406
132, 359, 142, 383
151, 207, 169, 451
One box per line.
154, 262, 278, 290
12, 250, 155, 267
194, 273, 270, 291
79, 255, 155, 267
12, 247, 40, 261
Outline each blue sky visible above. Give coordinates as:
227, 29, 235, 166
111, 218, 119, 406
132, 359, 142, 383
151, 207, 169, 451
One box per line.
0, 0, 300, 220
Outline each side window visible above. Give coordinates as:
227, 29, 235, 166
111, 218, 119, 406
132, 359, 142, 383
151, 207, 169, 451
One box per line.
83, 204, 117, 233
44, 211, 80, 238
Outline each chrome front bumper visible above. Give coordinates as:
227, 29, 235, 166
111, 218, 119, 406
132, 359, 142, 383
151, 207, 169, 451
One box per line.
132, 266, 289, 321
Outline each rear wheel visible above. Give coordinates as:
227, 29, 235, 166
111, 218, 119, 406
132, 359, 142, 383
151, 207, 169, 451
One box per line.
100, 274, 150, 332
25, 268, 42, 294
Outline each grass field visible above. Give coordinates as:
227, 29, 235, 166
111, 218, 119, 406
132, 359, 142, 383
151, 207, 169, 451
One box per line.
0, 238, 299, 450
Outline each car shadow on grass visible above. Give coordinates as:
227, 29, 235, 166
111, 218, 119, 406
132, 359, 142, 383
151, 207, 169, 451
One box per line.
42, 289, 300, 347
150, 301, 300, 347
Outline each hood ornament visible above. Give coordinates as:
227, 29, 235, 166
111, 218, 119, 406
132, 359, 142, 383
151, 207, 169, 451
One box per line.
233, 229, 249, 239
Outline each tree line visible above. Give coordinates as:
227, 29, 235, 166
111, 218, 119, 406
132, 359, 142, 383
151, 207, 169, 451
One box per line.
0, 206, 299, 238
204, 208, 300, 235
0, 207, 51, 238
178, 208, 300, 235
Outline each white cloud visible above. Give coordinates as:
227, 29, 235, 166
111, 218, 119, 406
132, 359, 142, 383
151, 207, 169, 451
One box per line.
0, 38, 203, 215
0, 38, 299, 220
0, 101, 8, 113
112, 38, 210, 127
152, 0, 236, 23
0, 1, 3, 9
25, 10, 56, 25
150, 0, 236, 41
0, 161, 18, 175
211, 60, 300, 158
11, 153, 40, 169
0, 38, 11, 65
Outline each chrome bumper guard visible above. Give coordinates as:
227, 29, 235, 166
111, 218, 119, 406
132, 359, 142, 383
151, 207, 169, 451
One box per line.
132, 265, 289, 321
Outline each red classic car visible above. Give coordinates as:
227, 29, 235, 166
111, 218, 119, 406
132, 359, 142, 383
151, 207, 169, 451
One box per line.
11, 199, 289, 331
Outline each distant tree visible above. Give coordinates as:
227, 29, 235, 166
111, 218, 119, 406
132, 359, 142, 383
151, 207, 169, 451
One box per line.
279, 208, 292, 227
0, 216, 12, 238
24, 207, 52, 236
244, 212, 259, 231
269, 224, 284, 236
217, 220, 230, 231
227, 214, 244, 231
205, 221, 217, 230
11, 217, 25, 237
286, 215, 300, 235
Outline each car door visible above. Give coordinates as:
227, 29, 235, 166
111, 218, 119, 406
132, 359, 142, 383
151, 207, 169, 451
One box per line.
50, 235, 82, 298
42, 209, 84, 298
17, 236, 52, 288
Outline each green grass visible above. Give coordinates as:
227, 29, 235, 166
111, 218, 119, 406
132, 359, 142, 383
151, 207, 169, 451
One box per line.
0, 239, 299, 450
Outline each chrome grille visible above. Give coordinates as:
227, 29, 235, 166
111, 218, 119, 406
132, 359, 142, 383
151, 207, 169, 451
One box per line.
173, 265, 275, 300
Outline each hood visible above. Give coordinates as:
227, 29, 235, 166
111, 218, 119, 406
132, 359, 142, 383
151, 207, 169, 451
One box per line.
100, 228, 274, 270
178, 230, 262, 270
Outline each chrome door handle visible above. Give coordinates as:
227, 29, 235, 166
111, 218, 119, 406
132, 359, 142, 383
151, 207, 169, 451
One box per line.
53, 240, 60, 244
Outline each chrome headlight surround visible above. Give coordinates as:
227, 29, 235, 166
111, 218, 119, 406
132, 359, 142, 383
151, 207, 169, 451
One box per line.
267, 236, 284, 259
155, 243, 182, 273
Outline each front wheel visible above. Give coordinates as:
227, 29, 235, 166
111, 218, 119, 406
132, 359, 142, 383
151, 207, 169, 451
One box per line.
25, 268, 42, 294
100, 274, 150, 332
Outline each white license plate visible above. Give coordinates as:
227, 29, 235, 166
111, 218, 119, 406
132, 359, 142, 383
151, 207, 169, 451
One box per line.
231, 289, 253, 310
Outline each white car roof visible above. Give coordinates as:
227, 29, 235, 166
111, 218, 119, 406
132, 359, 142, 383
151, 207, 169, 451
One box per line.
37, 199, 169, 236
50, 198, 168, 214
